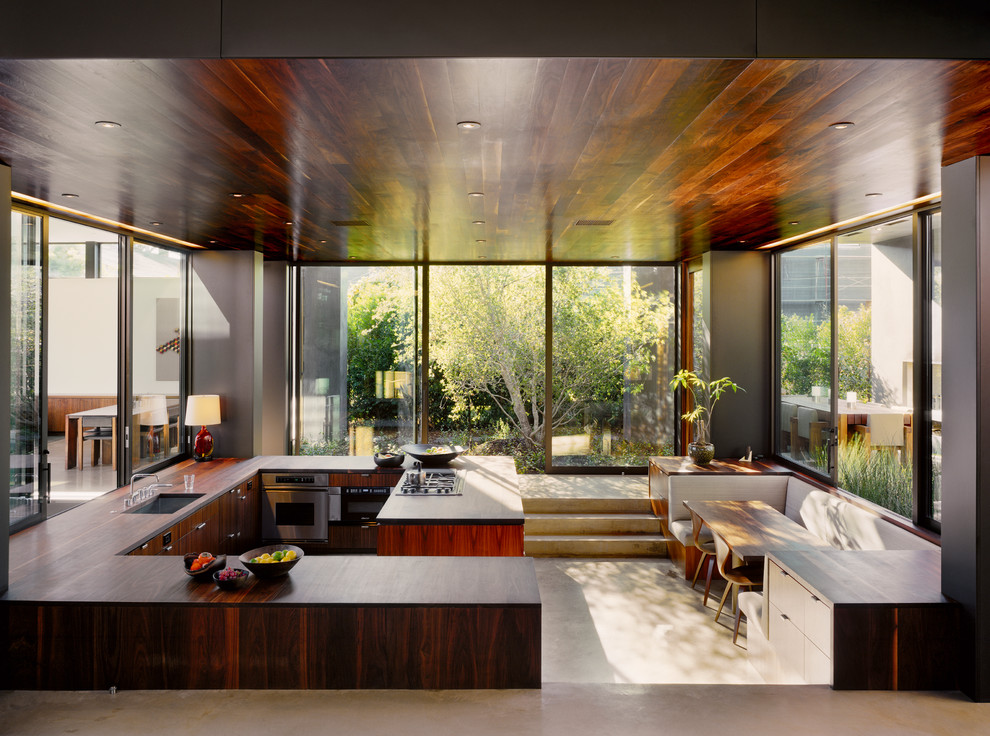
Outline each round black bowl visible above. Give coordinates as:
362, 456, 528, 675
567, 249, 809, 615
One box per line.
239, 544, 304, 579
183, 553, 226, 580
400, 443, 466, 466
374, 452, 406, 468
213, 567, 251, 591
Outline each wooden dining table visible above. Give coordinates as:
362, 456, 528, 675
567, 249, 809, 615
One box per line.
682, 499, 831, 565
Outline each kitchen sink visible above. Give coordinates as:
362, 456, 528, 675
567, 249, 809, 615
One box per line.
126, 493, 204, 514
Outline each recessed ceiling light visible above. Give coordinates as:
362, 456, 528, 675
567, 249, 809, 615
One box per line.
739, 240, 747, 244
348, 256, 357, 260
457, 121, 481, 130
865, 192, 883, 197
788, 220, 800, 226
478, 255, 487, 259
829, 121, 855, 130
229, 192, 245, 198
468, 192, 484, 198
476, 239, 487, 244
61, 193, 79, 198
320, 239, 327, 244
150, 221, 163, 226
209, 240, 217, 244
285, 221, 293, 225
94, 120, 121, 128
472, 220, 485, 225
610, 255, 620, 259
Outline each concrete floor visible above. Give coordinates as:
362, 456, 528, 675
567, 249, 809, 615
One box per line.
4, 474, 988, 733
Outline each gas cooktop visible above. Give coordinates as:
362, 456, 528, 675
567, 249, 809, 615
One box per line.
396, 468, 465, 495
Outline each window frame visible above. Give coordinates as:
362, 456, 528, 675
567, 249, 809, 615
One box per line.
772, 204, 942, 533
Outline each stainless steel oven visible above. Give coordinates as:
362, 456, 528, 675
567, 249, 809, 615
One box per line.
261, 473, 340, 542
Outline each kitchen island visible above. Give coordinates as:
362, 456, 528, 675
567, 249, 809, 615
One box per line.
2, 456, 540, 690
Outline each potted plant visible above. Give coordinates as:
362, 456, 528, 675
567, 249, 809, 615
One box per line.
669, 369, 744, 465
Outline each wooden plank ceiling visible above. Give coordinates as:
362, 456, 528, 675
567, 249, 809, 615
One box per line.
1, 58, 989, 262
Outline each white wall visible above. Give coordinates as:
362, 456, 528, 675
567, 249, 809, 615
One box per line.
47, 278, 117, 395
133, 277, 181, 395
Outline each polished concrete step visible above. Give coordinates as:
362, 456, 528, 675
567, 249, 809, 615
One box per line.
525, 534, 667, 558
525, 513, 662, 536
521, 497, 653, 515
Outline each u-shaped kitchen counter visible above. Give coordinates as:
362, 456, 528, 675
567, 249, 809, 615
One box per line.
2, 455, 541, 690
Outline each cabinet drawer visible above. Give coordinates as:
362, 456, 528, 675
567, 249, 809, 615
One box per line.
804, 638, 831, 685
775, 568, 808, 629
804, 590, 832, 655
768, 601, 805, 684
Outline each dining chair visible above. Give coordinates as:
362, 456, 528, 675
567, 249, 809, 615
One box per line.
735, 590, 763, 646
688, 507, 717, 606
713, 530, 764, 625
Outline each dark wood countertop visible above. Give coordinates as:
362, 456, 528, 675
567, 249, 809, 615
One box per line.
650, 456, 790, 476
4, 454, 531, 605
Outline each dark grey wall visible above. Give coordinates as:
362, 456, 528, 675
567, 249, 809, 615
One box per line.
1, 164, 11, 595
708, 250, 772, 459
262, 262, 289, 455
2, 1, 990, 59
190, 250, 264, 460
941, 156, 990, 701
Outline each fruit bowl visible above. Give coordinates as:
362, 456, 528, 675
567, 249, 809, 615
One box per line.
213, 567, 251, 591
239, 544, 304, 579
374, 451, 405, 468
400, 443, 466, 466
183, 552, 226, 580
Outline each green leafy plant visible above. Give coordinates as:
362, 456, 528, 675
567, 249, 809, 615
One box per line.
669, 369, 743, 443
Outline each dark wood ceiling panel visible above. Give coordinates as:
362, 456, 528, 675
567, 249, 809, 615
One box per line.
1, 58, 989, 263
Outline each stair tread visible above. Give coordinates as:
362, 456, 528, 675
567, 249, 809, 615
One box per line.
525, 533, 668, 541
524, 512, 659, 519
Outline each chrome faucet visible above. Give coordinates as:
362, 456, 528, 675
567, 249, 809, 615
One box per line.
126, 473, 161, 507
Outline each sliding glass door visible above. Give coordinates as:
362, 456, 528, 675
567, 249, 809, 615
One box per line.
777, 240, 832, 475
9, 211, 46, 530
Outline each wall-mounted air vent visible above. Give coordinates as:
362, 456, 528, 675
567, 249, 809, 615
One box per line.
574, 219, 614, 226
332, 220, 370, 227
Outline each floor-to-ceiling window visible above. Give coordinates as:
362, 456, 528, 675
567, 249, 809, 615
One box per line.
928, 211, 942, 524
428, 265, 546, 469
295, 265, 420, 456
9, 211, 44, 530
46, 218, 121, 514
131, 242, 185, 473
834, 218, 914, 517
9, 208, 191, 529
293, 262, 678, 472
775, 208, 941, 529
777, 240, 832, 476
550, 265, 677, 468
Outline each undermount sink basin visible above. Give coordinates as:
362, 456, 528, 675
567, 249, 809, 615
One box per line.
126, 493, 204, 514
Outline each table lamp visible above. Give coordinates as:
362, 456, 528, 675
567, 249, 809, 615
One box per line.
185, 394, 221, 461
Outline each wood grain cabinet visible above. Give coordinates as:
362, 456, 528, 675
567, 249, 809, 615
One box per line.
764, 550, 957, 690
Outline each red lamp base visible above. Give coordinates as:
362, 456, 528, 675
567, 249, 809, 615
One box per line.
193, 425, 214, 461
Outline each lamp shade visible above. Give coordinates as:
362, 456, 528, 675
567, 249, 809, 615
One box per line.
185, 395, 221, 426
138, 394, 169, 426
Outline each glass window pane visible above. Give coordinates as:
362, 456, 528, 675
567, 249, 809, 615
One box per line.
931, 212, 942, 522
10, 211, 44, 528
835, 218, 914, 517
132, 242, 184, 472
778, 241, 832, 475
48, 218, 120, 511
551, 265, 677, 468
297, 266, 419, 456
428, 266, 546, 470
